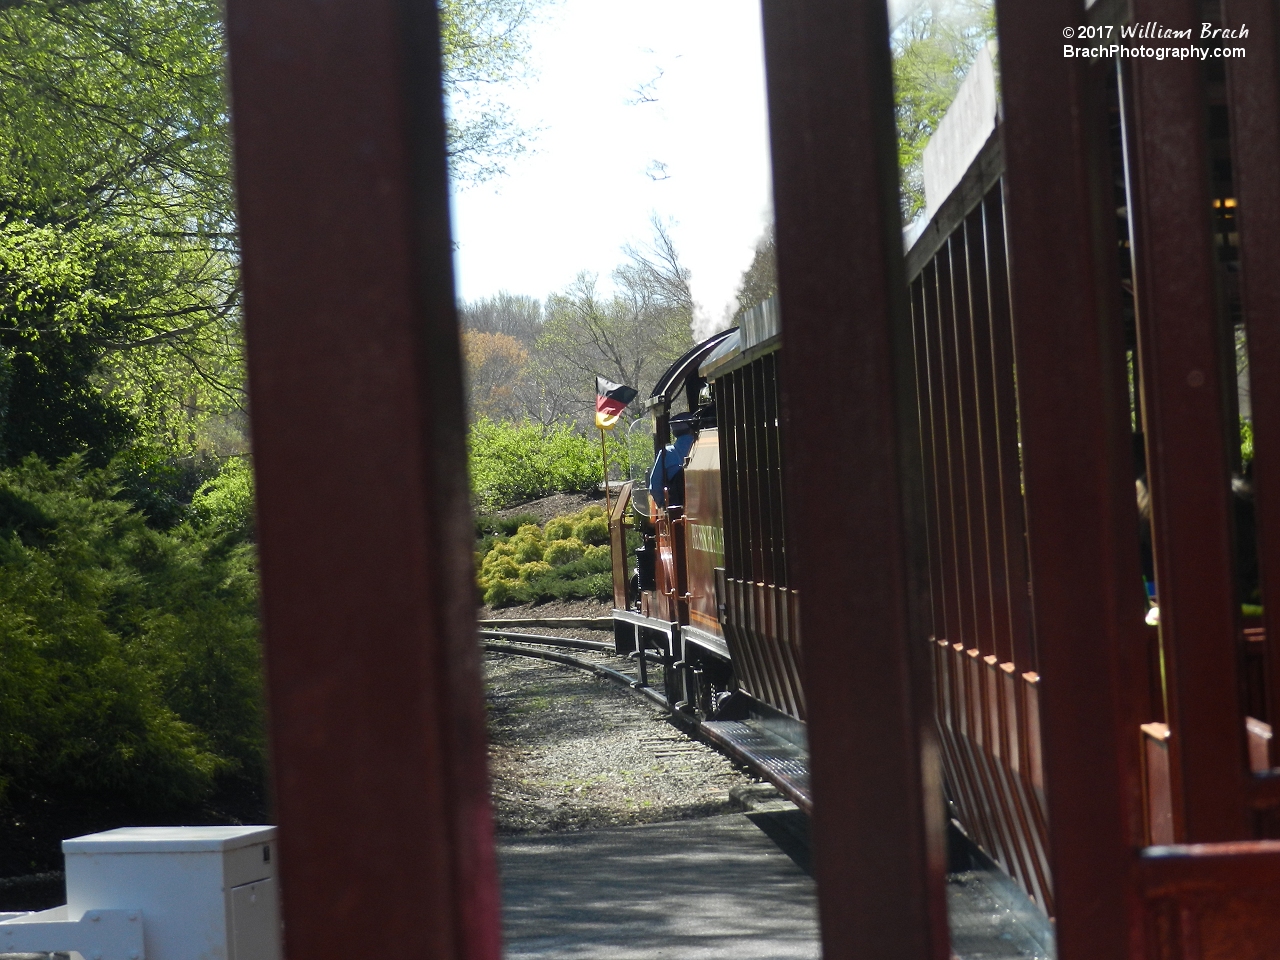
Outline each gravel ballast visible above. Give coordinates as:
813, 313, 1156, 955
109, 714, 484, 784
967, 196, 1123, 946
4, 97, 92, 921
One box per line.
484, 651, 760, 834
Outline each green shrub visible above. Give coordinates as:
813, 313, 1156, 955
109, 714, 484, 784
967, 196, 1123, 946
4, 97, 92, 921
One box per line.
517, 560, 553, 582
544, 517, 573, 540
0, 456, 263, 814
544, 537, 585, 566
468, 418, 602, 509
189, 457, 255, 539
474, 512, 540, 537
479, 553, 519, 585
509, 524, 545, 563
572, 516, 610, 546
475, 505, 618, 607
483, 579, 515, 606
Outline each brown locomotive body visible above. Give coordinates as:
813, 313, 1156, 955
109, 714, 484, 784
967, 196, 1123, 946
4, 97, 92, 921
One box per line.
614, 300, 811, 788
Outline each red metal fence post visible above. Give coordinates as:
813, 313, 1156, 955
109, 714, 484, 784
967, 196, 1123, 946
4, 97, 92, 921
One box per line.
995, 2, 1148, 956
1126, 0, 1250, 843
761, 1, 950, 957
224, 3, 501, 958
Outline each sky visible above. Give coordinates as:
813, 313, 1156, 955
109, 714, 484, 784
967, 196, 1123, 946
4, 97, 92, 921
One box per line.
448, 0, 776, 337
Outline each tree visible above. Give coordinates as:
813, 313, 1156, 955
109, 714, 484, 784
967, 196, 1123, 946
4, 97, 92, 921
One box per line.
732, 225, 778, 322
0, 0, 242, 462
892, 0, 996, 221
531, 220, 694, 428
0, 0, 543, 469
461, 330, 530, 421
459, 291, 544, 346
440, 0, 546, 183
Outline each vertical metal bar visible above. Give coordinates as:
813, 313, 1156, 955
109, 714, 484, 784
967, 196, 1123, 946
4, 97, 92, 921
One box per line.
996, 0, 1148, 952
963, 210, 1014, 666
925, 261, 965, 647
1127, 0, 1250, 841
741, 365, 760, 582
765, 355, 788, 588
762, 0, 949, 955
757, 359, 778, 587
728, 373, 746, 579
950, 232, 997, 659
1222, 0, 1280, 766
981, 189, 1035, 673
719, 373, 738, 578
936, 246, 978, 650
911, 279, 945, 642
223, 2, 500, 957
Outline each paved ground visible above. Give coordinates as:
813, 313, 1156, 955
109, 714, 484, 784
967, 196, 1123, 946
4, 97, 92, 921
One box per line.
498, 813, 820, 960
498, 810, 1054, 960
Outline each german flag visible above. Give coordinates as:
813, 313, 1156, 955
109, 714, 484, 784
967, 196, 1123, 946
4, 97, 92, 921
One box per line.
595, 376, 638, 430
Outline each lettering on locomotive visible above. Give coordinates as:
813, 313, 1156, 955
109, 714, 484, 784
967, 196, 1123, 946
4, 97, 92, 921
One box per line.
688, 522, 724, 558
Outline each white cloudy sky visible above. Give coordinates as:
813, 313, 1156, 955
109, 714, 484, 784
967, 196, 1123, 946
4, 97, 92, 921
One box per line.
448, 0, 775, 336
447, 0, 938, 334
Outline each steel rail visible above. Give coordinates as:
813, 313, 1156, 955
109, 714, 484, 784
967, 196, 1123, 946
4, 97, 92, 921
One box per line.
480, 639, 670, 711
476, 617, 614, 630
478, 630, 613, 652
481, 633, 818, 808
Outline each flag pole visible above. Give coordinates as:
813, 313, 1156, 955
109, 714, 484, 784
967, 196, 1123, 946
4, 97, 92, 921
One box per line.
599, 426, 613, 516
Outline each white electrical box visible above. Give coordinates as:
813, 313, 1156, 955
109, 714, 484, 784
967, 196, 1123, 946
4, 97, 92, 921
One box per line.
62, 825, 281, 960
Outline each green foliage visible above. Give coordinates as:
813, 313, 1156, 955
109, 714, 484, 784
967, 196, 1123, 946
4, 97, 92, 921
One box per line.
1242, 417, 1254, 467
0, 1, 245, 459
189, 457, 255, 539
571, 514, 610, 546
476, 505, 614, 606
0, 456, 262, 814
113, 450, 221, 530
0, 0, 544, 471
544, 516, 574, 540
544, 537, 585, 566
892, 2, 996, 221
439, 0, 547, 183
468, 417, 603, 508
475, 511, 539, 537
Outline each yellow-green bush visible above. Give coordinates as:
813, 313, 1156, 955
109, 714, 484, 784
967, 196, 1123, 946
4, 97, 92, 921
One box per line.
484, 579, 514, 606
509, 524, 545, 563
517, 560, 553, 582
572, 515, 610, 546
544, 516, 573, 540
476, 505, 616, 607
479, 553, 519, 586
544, 537, 585, 566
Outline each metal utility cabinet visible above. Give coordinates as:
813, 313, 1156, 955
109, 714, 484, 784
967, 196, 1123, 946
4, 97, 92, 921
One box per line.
0, 825, 281, 960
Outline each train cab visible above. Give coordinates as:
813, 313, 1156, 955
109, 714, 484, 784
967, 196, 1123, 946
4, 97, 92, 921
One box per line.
612, 298, 806, 755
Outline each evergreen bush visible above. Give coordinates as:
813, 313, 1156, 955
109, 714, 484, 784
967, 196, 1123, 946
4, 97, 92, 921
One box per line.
0, 456, 263, 819
476, 505, 615, 607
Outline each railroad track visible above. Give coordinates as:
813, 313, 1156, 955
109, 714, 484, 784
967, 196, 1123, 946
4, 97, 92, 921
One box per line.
478, 617, 811, 811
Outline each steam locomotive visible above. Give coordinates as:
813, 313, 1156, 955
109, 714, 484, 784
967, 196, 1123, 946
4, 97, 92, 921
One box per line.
608, 297, 812, 792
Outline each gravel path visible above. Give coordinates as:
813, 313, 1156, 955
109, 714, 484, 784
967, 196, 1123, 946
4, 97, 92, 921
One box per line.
484, 652, 760, 834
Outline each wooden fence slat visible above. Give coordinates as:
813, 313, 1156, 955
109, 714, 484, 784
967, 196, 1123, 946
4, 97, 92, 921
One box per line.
1223, 0, 1280, 778
995, 2, 1147, 954
224, 1, 501, 956
1126, 0, 1251, 841
761, 0, 949, 953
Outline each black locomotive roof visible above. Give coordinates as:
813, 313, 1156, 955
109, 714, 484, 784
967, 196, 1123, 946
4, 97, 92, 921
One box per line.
645, 327, 737, 410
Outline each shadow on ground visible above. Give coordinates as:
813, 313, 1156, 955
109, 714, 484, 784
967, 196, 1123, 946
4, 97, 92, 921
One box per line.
498, 813, 819, 960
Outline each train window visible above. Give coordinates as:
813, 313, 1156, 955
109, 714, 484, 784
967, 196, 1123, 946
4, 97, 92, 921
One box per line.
626, 416, 654, 518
